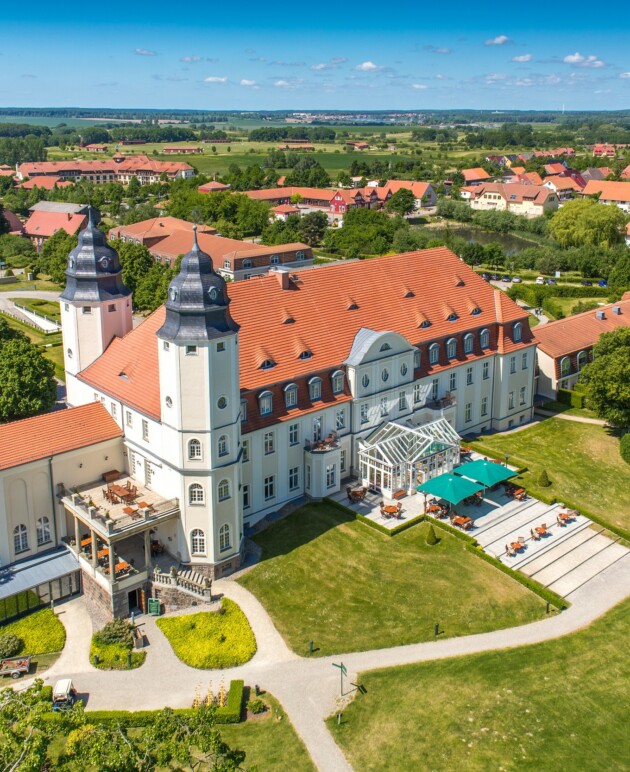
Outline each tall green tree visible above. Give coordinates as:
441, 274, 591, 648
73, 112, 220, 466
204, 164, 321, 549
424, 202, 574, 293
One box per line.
0, 338, 57, 421
297, 211, 328, 246
579, 327, 630, 429
386, 188, 416, 217
38, 229, 78, 285
114, 240, 155, 295
549, 198, 626, 248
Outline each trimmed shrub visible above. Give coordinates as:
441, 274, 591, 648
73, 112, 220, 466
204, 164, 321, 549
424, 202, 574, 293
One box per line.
91, 618, 145, 670
620, 434, 630, 466
538, 469, 551, 487
425, 524, 439, 546
0, 632, 22, 658
248, 698, 266, 715
94, 618, 134, 647
557, 389, 586, 409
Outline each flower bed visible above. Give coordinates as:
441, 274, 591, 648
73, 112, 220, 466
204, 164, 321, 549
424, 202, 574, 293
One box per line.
90, 618, 146, 670
156, 599, 256, 669
1, 608, 65, 655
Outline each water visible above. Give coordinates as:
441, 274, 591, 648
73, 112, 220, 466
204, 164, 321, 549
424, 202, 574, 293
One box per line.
417, 225, 537, 255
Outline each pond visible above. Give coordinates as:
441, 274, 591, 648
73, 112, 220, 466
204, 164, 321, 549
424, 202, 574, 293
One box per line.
415, 225, 538, 255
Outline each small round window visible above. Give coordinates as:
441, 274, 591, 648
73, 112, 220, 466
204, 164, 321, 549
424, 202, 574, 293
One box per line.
400, 363, 408, 376
382, 368, 389, 383
362, 373, 370, 388
217, 396, 228, 410
165, 396, 172, 408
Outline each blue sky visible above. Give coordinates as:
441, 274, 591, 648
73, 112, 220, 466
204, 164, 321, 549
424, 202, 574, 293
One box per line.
2, 0, 629, 110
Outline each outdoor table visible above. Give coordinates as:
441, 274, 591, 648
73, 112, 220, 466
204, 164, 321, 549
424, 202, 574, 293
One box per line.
535, 526, 547, 535
137, 501, 150, 509
123, 506, 137, 515
80, 537, 93, 548
510, 541, 522, 551
109, 484, 135, 503
384, 505, 398, 516
453, 516, 474, 530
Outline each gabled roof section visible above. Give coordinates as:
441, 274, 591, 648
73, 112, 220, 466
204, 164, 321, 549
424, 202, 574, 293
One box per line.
0, 403, 121, 471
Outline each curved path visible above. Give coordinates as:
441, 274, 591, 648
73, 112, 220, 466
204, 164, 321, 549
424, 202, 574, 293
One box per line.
22, 553, 630, 772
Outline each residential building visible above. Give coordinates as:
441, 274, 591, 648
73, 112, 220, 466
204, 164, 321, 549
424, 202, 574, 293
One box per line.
380, 180, 437, 209
582, 180, 630, 212
17, 155, 195, 185
593, 144, 616, 158
17, 176, 74, 191
162, 146, 203, 154
84, 144, 108, 153
543, 176, 582, 200
534, 297, 630, 399
243, 187, 333, 208
272, 204, 301, 221
582, 167, 613, 183
543, 162, 566, 176
23, 210, 88, 252
461, 168, 492, 185
467, 183, 559, 218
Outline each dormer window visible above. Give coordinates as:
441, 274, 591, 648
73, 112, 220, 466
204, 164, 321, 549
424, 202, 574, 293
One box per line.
446, 338, 457, 359
480, 329, 490, 349
447, 313, 458, 322
260, 359, 275, 370
271, 254, 280, 265
471, 307, 481, 316
331, 370, 345, 394
299, 350, 313, 360
429, 343, 440, 365
296, 250, 306, 261
259, 391, 273, 416
284, 383, 298, 408
420, 320, 431, 329
513, 322, 523, 342
223, 260, 230, 269
308, 377, 322, 401
380, 342, 392, 352
243, 259, 253, 269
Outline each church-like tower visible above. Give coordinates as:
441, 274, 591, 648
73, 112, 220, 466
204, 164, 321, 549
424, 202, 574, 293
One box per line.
157, 227, 242, 577
60, 209, 132, 405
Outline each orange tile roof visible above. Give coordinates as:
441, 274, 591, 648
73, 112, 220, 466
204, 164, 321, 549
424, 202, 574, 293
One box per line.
0, 403, 121, 471
109, 217, 216, 241
23, 211, 87, 238
273, 204, 300, 213
518, 172, 543, 186
534, 299, 630, 359
382, 180, 433, 198
544, 176, 581, 192
79, 248, 531, 418
18, 176, 73, 190
582, 180, 630, 203
473, 182, 553, 205
18, 155, 193, 178
198, 181, 230, 192
544, 163, 566, 175
244, 187, 332, 202
510, 166, 525, 175
462, 168, 491, 183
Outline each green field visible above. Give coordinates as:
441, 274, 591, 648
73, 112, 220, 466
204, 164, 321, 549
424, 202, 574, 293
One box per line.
550, 296, 607, 317
0, 312, 64, 380
329, 597, 630, 771
238, 503, 547, 656
471, 418, 630, 533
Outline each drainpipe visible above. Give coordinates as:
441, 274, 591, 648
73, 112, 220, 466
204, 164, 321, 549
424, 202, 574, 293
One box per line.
47, 457, 59, 547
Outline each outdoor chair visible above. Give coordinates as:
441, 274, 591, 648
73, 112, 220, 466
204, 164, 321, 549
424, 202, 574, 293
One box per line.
557, 517, 566, 527
518, 536, 526, 545
531, 528, 540, 541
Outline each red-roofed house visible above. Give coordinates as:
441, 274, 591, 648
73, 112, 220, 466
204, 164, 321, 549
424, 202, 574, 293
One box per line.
621, 165, 630, 181
543, 176, 582, 200
17, 155, 194, 186
593, 144, 616, 158
18, 176, 74, 191
461, 168, 492, 185
380, 180, 437, 209
24, 211, 88, 252
272, 204, 300, 221
582, 180, 630, 212
543, 162, 566, 176
197, 181, 230, 193
467, 183, 559, 218
84, 144, 108, 153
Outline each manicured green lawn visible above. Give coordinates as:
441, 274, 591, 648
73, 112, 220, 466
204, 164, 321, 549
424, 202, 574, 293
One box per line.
238, 504, 546, 656
329, 597, 630, 771
1, 607, 66, 674
471, 418, 630, 533
537, 400, 597, 419
90, 638, 146, 670
0, 278, 62, 293
551, 296, 606, 317
220, 693, 315, 771
156, 599, 256, 668
10, 297, 61, 321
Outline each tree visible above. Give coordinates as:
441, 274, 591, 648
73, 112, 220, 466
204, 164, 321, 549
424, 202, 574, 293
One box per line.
0, 338, 57, 422
115, 240, 155, 295
580, 327, 630, 429
425, 524, 439, 545
386, 188, 416, 217
297, 211, 328, 246
549, 198, 626, 248
537, 469, 551, 487
608, 250, 630, 290
126, 175, 141, 198
0, 316, 27, 344
38, 229, 78, 285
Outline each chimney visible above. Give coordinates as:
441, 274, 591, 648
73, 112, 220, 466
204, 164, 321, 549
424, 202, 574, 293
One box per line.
273, 267, 291, 290
612, 306, 621, 315
595, 310, 605, 320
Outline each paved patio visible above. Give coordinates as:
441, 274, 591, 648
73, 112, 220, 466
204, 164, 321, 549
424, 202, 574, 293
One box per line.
330, 485, 426, 529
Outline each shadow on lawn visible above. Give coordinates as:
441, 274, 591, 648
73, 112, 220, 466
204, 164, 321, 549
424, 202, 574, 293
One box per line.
250, 505, 354, 563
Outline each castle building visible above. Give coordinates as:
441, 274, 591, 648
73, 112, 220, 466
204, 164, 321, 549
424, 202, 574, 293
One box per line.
0, 219, 536, 619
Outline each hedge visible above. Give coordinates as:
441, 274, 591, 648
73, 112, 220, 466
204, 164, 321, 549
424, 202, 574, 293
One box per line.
44, 680, 244, 726
507, 285, 610, 304
557, 388, 586, 409
325, 497, 426, 536
621, 434, 630, 466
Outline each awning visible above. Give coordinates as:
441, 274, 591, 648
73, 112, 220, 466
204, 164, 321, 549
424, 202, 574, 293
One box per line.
417, 473, 484, 505
0, 547, 79, 601
454, 459, 518, 488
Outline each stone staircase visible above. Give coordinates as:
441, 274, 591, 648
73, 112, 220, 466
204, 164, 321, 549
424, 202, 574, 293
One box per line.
151, 566, 212, 603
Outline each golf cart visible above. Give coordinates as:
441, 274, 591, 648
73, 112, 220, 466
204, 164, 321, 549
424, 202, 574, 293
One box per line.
52, 679, 77, 712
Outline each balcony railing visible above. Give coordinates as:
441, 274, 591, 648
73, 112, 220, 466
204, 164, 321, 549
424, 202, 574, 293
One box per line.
426, 395, 457, 411
304, 430, 340, 453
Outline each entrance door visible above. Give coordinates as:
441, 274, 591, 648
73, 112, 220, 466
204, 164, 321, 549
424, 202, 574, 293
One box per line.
313, 417, 322, 442
127, 589, 140, 613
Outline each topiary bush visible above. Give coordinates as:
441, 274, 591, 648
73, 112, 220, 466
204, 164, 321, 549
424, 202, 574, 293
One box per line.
248, 698, 266, 715
620, 433, 630, 466
538, 469, 552, 487
0, 632, 22, 658
94, 618, 134, 647
425, 524, 439, 546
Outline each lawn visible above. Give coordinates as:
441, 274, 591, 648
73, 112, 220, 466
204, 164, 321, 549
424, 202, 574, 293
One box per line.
329, 597, 630, 772
219, 692, 315, 771
537, 400, 597, 420
1, 607, 66, 673
90, 619, 146, 670
471, 418, 630, 533
238, 503, 547, 656
0, 278, 62, 293
10, 297, 61, 321
551, 296, 606, 317
0, 312, 64, 380
156, 598, 256, 668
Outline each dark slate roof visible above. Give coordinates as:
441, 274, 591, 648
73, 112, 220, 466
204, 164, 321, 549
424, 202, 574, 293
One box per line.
157, 226, 239, 342
60, 208, 131, 303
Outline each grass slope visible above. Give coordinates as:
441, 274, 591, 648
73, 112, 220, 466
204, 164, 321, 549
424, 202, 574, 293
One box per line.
238, 504, 546, 656
472, 418, 630, 532
0, 311, 64, 380
156, 598, 256, 668
329, 597, 630, 771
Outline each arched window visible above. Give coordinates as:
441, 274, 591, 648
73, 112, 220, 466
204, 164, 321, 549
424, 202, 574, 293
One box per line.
464, 334, 474, 355
243, 259, 253, 269
284, 383, 298, 408
219, 524, 231, 551
259, 391, 273, 416
577, 351, 588, 371
218, 479, 230, 501
13, 524, 28, 554
189, 483, 204, 505
296, 250, 306, 261
513, 322, 523, 342
191, 529, 206, 555
260, 359, 275, 370
67, 348, 73, 359
218, 435, 229, 457
270, 254, 280, 265
560, 357, 571, 377
480, 329, 490, 349
299, 350, 313, 360
36, 517, 51, 546
188, 439, 202, 460
446, 338, 457, 359
429, 343, 440, 365
331, 370, 345, 394
309, 377, 322, 401
380, 342, 392, 352
413, 349, 421, 369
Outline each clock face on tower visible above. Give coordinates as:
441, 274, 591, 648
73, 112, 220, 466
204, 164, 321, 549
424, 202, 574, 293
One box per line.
208, 287, 218, 303
98, 256, 110, 271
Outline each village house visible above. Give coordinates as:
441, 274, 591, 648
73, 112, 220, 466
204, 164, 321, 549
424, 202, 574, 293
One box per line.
162, 146, 203, 154
593, 144, 616, 158
467, 183, 559, 218
461, 168, 492, 186
84, 144, 108, 153
543, 176, 582, 200
380, 180, 437, 209
534, 297, 630, 399
543, 162, 566, 176
582, 180, 630, 212
23, 210, 88, 252
17, 176, 74, 191
272, 204, 301, 221
243, 186, 333, 209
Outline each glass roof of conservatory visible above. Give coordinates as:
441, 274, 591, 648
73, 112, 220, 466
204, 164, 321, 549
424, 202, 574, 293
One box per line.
359, 418, 461, 468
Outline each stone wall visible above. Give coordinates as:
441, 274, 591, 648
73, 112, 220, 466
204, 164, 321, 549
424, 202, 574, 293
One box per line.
81, 570, 113, 625
150, 582, 213, 613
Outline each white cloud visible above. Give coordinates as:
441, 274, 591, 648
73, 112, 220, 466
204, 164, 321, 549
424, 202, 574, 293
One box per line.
135, 48, 157, 56
204, 76, 228, 83
563, 52, 605, 68
274, 79, 290, 87
331, 56, 347, 64
485, 72, 509, 83
512, 54, 532, 62
620, 72, 630, 79
240, 79, 257, 86
180, 55, 202, 63
411, 83, 427, 89
485, 35, 511, 46
311, 63, 331, 71
355, 61, 383, 72
514, 78, 534, 87
425, 45, 451, 54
